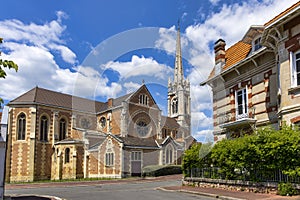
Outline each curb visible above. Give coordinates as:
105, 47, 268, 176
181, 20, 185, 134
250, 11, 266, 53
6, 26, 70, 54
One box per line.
157, 187, 246, 200
5, 194, 65, 200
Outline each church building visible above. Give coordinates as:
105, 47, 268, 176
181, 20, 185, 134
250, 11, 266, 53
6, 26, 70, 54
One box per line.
4, 26, 194, 182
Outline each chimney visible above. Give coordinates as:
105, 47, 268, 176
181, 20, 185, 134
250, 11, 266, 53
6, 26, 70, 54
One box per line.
108, 98, 113, 108
214, 39, 226, 65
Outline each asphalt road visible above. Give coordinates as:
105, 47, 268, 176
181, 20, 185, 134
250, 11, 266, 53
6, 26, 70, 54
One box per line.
5, 178, 215, 200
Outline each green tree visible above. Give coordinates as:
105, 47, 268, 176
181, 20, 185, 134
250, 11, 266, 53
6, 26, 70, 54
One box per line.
0, 37, 18, 105
182, 142, 212, 176
210, 125, 300, 181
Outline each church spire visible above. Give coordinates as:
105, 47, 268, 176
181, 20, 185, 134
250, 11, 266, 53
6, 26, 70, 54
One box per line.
174, 21, 183, 84
167, 21, 191, 139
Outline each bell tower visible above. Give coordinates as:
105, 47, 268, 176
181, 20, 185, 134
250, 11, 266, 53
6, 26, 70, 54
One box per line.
167, 23, 191, 138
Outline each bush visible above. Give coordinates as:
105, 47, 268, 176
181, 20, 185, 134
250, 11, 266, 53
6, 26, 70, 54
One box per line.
278, 182, 298, 196
142, 165, 182, 177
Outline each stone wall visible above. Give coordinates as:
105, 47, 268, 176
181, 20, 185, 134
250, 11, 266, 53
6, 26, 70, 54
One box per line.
183, 177, 300, 194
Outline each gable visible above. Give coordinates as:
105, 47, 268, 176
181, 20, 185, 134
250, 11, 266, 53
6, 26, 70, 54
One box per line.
128, 84, 159, 109
242, 26, 264, 44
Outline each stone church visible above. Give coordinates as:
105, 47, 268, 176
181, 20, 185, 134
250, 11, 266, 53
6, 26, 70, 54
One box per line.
4, 27, 195, 182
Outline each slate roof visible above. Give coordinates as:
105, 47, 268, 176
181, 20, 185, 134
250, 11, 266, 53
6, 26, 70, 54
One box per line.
161, 116, 180, 129
185, 135, 197, 148
116, 135, 159, 148
8, 87, 106, 113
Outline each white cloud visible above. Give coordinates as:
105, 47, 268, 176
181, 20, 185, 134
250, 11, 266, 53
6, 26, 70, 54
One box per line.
209, 0, 220, 5
191, 111, 213, 129
0, 11, 117, 101
155, 26, 189, 56
124, 82, 141, 94
48, 44, 76, 64
72, 65, 123, 99
102, 55, 173, 80
193, 129, 214, 143
0, 12, 78, 100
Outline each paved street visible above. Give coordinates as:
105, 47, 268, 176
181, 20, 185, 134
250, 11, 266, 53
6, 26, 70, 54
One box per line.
5, 176, 215, 200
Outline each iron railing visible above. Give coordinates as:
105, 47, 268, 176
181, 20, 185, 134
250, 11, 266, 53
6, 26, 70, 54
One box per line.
188, 167, 300, 184
217, 107, 255, 125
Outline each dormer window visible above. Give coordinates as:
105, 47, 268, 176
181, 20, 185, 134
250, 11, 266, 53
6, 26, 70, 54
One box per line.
253, 36, 262, 52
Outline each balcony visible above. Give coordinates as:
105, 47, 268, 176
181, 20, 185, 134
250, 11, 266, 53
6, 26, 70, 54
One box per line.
218, 107, 256, 130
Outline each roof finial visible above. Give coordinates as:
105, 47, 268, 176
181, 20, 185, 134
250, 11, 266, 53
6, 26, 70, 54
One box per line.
142, 79, 145, 85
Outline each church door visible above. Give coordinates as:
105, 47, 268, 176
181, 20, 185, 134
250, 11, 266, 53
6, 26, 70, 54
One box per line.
131, 151, 142, 176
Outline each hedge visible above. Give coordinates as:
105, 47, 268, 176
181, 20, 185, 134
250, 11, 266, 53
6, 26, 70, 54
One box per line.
142, 165, 182, 177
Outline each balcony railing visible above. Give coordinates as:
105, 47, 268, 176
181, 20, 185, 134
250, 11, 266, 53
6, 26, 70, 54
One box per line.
217, 106, 255, 125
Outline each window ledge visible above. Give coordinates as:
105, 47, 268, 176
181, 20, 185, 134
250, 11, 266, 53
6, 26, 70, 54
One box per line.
288, 86, 300, 95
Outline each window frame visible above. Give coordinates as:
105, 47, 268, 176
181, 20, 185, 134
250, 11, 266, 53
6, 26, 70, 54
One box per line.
105, 152, 114, 166
99, 116, 106, 129
65, 148, 70, 163
235, 87, 248, 120
40, 115, 49, 142
136, 120, 149, 137
252, 36, 262, 52
139, 94, 148, 105
59, 118, 67, 141
17, 113, 26, 140
171, 97, 178, 114
131, 151, 142, 161
165, 146, 173, 164
290, 50, 300, 88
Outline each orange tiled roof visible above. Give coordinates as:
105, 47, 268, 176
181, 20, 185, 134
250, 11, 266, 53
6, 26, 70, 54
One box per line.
224, 41, 252, 70
264, 1, 300, 27
207, 41, 251, 79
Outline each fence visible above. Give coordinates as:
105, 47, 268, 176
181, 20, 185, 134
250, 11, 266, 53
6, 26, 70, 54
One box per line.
189, 167, 300, 184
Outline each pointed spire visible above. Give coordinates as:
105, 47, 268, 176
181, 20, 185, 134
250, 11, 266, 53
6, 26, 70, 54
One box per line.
174, 20, 183, 84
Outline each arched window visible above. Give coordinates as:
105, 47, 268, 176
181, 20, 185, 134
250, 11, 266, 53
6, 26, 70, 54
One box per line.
99, 117, 106, 129
65, 148, 70, 163
105, 151, 114, 166
40, 115, 48, 141
165, 146, 173, 164
59, 118, 67, 141
172, 98, 178, 114
139, 94, 148, 105
252, 36, 262, 52
136, 121, 149, 137
105, 140, 114, 166
17, 113, 26, 140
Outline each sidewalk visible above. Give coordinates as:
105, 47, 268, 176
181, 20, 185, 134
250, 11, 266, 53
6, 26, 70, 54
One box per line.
159, 185, 300, 200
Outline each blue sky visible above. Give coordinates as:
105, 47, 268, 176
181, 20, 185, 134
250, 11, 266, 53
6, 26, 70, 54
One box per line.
0, 0, 298, 142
